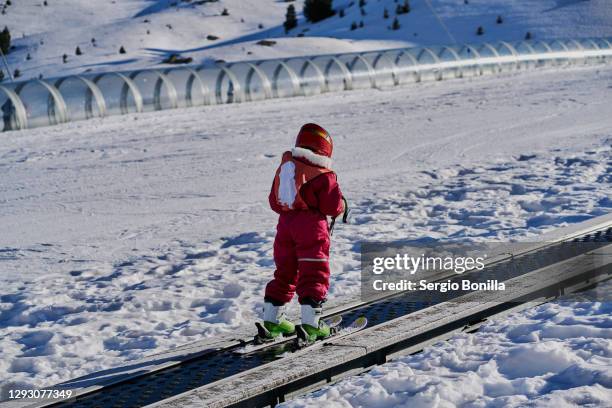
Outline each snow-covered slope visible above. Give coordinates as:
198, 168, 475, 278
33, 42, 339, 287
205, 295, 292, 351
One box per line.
0, 65, 610, 394
1, 0, 612, 81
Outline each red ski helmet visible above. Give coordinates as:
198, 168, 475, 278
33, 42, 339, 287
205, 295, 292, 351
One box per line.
295, 123, 333, 158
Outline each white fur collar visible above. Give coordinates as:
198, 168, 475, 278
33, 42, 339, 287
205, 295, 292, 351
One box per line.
291, 147, 332, 169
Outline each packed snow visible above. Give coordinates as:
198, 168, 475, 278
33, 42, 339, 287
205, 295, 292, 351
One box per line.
0, 64, 610, 396
2, 0, 612, 81
280, 281, 612, 408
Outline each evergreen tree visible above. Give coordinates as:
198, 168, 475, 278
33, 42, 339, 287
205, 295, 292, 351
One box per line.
476, 26, 484, 35
13, 68, 20, 78
359, 0, 366, 6
0, 26, 11, 55
384, 8, 389, 19
119, 46, 126, 54
75, 46, 82, 56
391, 17, 400, 30
359, 20, 364, 28
0, 70, 4, 82
284, 4, 298, 33
304, 0, 334, 23
496, 15, 503, 24
26, 53, 31, 60
396, 0, 410, 14
62, 54, 68, 63
221, 8, 229, 16
350, 21, 358, 30
339, 8, 345, 17
525, 31, 532, 40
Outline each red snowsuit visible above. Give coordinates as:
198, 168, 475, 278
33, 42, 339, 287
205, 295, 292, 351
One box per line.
265, 150, 344, 305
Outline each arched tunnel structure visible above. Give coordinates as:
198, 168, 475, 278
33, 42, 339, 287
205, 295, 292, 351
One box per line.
1, 37, 611, 132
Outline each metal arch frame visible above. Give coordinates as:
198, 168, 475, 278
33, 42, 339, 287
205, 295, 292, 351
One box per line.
371, 51, 400, 86
314, 56, 353, 91
393, 50, 420, 83
415, 47, 443, 80
497, 41, 519, 58
600, 38, 612, 49
515, 41, 537, 54
243, 63, 273, 101
265, 60, 301, 98
473, 43, 503, 74
163, 67, 211, 107
579, 38, 599, 50
15, 79, 69, 125
214, 66, 245, 104
456, 44, 482, 77
564, 39, 584, 51
0, 84, 28, 130
54, 75, 107, 120
436, 46, 462, 78
346, 54, 377, 89
532, 40, 553, 53
129, 70, 178, 111
297, 59, 326, 95
437, 46, 461, 62
592, 37, 612, 50
548, 39, 570, 52
94, 72, 143, 114
415, 47, 441, 65
457, 44, 481, 59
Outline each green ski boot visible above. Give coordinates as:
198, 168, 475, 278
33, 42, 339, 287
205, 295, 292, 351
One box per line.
298, 302, 331, 343
300, 321, 331, 342
263, 317, 295, 338
255, 301, 295, 342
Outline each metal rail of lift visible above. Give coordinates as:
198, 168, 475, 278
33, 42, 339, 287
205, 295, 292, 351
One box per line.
24, 215, 611, 408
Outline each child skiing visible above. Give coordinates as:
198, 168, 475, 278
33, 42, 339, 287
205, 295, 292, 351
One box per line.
261, 123, 345, 342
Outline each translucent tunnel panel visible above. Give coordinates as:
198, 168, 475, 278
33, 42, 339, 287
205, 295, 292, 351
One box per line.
578, 39, 597, 50
163, 68, 209, 108
0, 86, 26, 131
514, 42, 536, 55
362, 51, 397, 88
129, 70, 177, 112
256, 60, 300, 98
457, 45, 479, 60
310, 56, 350, 92
548, 40, 569, 52
55, 76, 105, 121
562, 39, 582, 52
94, 73, 142, 115
475, 44, 498, 58
225, 62, 272, 102
413, 48, 438, 65
197, 66, 244, 105
438, 47, 460, 62
593, 38, 611, 50
495, 42, 515, 57
15, 80, 66, 129
393, 51, 419, 83
337, 54, 373, 90
530, 41, 551, 53
283, 58, 325, 97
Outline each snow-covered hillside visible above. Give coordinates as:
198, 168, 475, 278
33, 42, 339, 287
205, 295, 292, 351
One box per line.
0, 65, 610, 395
1, 0, 612, 82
